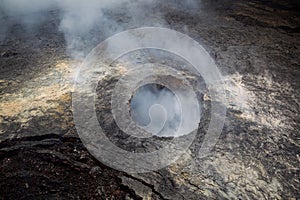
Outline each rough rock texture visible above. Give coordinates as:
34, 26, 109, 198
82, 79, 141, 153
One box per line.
0, 0, 299, 199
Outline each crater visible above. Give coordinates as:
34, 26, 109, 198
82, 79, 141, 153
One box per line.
130, 83, 181, 137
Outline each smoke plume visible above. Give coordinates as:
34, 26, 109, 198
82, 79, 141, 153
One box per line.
0, 0, 201, 137
2, 0, 193, 58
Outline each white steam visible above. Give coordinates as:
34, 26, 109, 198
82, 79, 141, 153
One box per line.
130, 84, 182, 137
0, 1, 202, 137
57, 0, 117, 58
0, 0, 183, 58
0, 0, 199, 58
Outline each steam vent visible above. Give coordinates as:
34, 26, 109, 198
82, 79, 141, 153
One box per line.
0, 0, 299, 199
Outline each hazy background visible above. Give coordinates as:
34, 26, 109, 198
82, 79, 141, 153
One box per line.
0, 0, 199, 58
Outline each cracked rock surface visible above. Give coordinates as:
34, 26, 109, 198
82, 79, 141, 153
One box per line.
0, 0, 299, 199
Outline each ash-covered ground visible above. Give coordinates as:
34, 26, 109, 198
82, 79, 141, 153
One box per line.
0, 0, 299, 199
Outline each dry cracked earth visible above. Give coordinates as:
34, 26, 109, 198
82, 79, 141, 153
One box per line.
0, 0, 300, 199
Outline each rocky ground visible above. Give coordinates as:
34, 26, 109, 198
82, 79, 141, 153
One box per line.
0, 0, 299, 199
